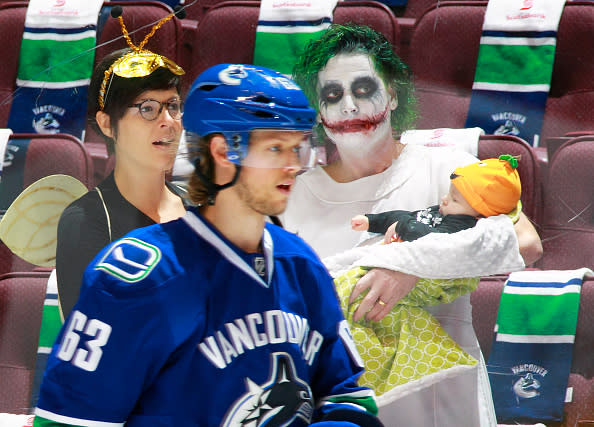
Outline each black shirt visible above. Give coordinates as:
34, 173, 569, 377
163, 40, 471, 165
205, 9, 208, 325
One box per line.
365, 205, 478, 242
56, 172, 187, 317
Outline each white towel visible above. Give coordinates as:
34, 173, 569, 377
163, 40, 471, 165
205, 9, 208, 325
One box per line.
0, 128, 13, 183
400, 127, 484, 157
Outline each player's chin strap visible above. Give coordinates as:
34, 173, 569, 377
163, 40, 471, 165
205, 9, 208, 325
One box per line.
193, 158, 241, 205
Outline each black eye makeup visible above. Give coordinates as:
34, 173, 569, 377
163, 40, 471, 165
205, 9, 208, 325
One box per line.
320, 83, 344, 104
352, 76, 378, 99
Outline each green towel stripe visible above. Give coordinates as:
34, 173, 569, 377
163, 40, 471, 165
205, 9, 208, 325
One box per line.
17, 37, 95, 82
496, 293, 580, 335
33, 415, 84, 426
254, 31, 326, 74
37, 304, 62, 348
473, 44, 556, 85
328, 395, 379, 415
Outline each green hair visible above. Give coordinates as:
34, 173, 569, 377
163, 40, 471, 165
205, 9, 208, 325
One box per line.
292, 23, 417, 140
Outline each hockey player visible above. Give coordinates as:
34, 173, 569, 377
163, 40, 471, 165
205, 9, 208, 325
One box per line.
32, 64, 382, 426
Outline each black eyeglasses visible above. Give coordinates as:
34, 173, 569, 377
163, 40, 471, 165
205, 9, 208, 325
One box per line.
129, 99, 184, 121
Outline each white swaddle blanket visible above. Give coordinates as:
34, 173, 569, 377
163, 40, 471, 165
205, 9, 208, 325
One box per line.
324, 213, 525, 279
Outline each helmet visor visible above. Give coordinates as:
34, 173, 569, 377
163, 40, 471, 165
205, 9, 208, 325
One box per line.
229, 130, 326, 170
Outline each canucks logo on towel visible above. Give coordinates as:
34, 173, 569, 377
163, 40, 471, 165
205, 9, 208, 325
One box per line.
511, 363, 548, 401
32, 105, 64, 134
95, 237, 161, 282
223, 352, 313, 426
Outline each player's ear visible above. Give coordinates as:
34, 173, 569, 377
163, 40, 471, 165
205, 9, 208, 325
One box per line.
210, 135, 233, 170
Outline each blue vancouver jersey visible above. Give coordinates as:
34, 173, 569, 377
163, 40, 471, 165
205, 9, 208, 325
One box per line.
34, 209, 378, 426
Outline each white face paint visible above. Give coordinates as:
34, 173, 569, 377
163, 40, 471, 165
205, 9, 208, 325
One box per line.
316, 53, 397, 156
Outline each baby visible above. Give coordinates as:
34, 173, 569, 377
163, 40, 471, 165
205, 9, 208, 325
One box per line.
334, 155, 522, 398
352, 155, 522, 243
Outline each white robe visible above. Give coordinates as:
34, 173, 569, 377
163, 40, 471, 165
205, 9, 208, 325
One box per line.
282, 144, 503, 427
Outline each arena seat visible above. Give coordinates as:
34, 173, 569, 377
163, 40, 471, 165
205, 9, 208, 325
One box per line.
188, 0, 400, 87
0, 271, 51, 414
95, 1, 183, 77
0, 1, 27, 128
181, 0, 256, 22
0, 133, 93, 275
541, 1, 594, 141
0, 1, 185, 131
408, 1, 594, 144
539, 136, 594, 271
407, 1, 484, 131
0, 1, 183, 181
470, 275, 594, 426
477, 134, 542, 227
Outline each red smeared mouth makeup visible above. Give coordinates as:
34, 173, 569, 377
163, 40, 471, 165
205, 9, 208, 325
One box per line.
321, 107, 389, 134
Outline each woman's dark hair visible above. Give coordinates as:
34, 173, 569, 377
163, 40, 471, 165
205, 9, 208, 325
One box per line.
292, 24, 417, 139
87, 48, 182, 154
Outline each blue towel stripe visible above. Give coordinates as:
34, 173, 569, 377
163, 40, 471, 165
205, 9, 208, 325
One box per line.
505, 278, 583, 289
482, 30, 557, 38
257, 17, 331, 27
24, 25, 97, 35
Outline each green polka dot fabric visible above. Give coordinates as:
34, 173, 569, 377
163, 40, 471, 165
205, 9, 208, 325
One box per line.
335, 267, 479, 397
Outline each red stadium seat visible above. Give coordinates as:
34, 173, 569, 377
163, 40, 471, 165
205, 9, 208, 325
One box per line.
0, 133, 93, 275
541, 2, 594, 141
408, 1, 484, 131
0, 271, 50, 414
408, 1, 594, 144
187, 0, 400, 88
0, 1, 27, 128
539, 136, 594, 271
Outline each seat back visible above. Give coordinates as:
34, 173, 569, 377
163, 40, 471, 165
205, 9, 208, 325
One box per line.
409, 1, 594, 142
408, 1, 485, 130
541, 1, 594, 140
472, 275, 594, 377
477, 134, 542, 226
0, 2, 27, 128
0, 133, 93, 275
0, 271, 50, 414
188, 0, 400, 85
182, 0, 255, 22
95, 1, 183, 73
9, 133, 94, 189
471, 276, 594, 426
539, 136, 594, 270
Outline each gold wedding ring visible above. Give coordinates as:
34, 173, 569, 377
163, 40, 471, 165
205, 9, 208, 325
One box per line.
378, 299, 387, 306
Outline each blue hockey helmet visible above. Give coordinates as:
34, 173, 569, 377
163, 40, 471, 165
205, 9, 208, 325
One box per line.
183, 64, 318, 165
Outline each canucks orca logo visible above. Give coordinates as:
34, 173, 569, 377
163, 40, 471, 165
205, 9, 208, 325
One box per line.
32, 112, 60, 134
494, 119, 520, 136
513, 373, 541, 399
219, 64, 248, 86
223, 352, 313, 426
95, 237, 161, 282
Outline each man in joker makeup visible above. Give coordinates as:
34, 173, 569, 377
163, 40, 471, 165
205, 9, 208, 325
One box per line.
282, 24, 542, 427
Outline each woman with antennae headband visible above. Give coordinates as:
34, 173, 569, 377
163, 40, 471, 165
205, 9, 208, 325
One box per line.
55, 8, 188, 318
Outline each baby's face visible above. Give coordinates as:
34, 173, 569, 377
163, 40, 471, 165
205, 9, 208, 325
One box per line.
440, 184, 481, 217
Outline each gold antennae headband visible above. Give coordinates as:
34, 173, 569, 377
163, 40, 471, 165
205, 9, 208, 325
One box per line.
98, 7, 185, 110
